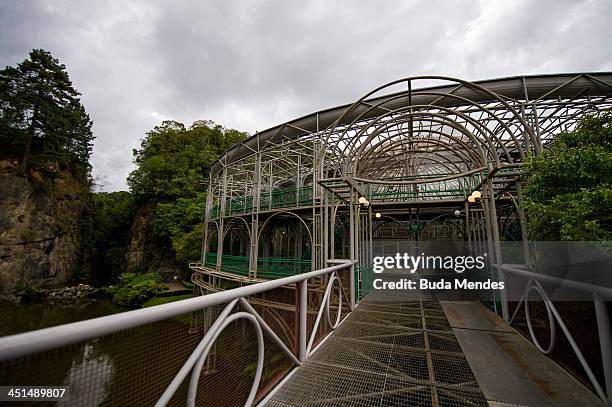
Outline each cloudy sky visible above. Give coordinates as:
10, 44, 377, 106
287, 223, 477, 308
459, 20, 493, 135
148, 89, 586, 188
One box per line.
1, 0, 611, 191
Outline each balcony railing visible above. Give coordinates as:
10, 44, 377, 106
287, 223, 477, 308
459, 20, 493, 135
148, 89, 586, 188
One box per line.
203, 253, 311, 278
209, 174, 482, 219
0, 260, 354, 406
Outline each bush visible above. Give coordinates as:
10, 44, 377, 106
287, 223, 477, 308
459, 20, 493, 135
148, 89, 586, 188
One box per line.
107, 272, 166, 307
15, 282, 46, 303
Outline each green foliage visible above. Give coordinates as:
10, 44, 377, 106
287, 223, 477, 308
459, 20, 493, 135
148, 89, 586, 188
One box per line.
77, 191, 137, 285
0, 49, 94, 180
128, 120, 245, 202
127, 120, 247, 263
15, 282, 46, 303
522, 111, 612, 240
107, 272, 166, 307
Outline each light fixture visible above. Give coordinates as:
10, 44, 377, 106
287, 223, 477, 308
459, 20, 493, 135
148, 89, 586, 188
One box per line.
472, 190, 482, 199
358, 196, 367, 204
375, 212, 382, 218
467, 196, 476, 203
453, 210, 461, 217
363, 200, 370, 208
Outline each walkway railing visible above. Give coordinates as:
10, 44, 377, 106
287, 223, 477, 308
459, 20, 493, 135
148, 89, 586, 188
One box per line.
0, 260, 355, 406
497, 264, 612, 404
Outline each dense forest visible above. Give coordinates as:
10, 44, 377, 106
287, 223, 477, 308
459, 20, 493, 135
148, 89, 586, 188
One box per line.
0, 49, 247, 303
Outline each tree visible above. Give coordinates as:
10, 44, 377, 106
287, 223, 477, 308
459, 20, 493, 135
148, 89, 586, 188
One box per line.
77, 191, 137, 285
0, 49, 94, 179
522, 111, 612, 240
128, 120, 248, 261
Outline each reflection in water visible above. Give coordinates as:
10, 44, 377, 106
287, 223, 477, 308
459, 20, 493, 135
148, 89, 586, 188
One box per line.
0, 301, 295, 406
0, 300, 125, 337
60, 341, 114, 406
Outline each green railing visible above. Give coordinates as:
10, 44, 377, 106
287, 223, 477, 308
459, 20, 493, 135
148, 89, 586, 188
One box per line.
356, 264, 373, 300
210, 186, 314, 218
363, 173, 480, 202
261, 186, 313, 209
257, 257, 311, 278
203, 253, 311, 278
208, 173, 481, 219
204, 252, 218, 267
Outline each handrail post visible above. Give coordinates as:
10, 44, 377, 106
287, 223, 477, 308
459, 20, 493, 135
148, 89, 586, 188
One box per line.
298, 280, 308, 362
594, 294, 612, 406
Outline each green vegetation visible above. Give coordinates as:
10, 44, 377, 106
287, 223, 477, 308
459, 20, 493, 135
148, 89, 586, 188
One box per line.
77, 191, 137, 285
522, 112, 612, 240
78, 120, 246, 287
0, 49, 94, 181
128, 120, 247, 263
14, 283, 46, 303
106, 272, 167, 307
142, 294, 193, 308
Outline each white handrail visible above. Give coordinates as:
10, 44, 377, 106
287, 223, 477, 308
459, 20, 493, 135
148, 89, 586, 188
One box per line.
0, 260, 355, 362
497, 263, 612, 404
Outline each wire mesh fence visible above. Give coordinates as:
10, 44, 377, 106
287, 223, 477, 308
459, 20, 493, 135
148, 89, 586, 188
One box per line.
0, 262, 354, 407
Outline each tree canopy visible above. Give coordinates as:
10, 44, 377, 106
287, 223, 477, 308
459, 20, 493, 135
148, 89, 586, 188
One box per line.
0, 49, 94, 180
128, 120, 248, 262
522, 111, 612, 240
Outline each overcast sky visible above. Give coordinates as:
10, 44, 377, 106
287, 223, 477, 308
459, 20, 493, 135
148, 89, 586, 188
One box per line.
1, 0, 611, 191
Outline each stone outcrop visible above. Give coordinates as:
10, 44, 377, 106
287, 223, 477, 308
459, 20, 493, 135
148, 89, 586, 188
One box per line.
125, 203, 183, 277
45, 284, 98, 304
0, 159, 85, 296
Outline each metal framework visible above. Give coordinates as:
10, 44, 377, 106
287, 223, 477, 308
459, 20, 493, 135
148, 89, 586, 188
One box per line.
195, 72, 612, 303
190, 72, 612, 404
1, 73, 611, 407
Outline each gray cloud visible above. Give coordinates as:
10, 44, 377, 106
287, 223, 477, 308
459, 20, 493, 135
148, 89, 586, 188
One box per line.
1, 0, 611, 191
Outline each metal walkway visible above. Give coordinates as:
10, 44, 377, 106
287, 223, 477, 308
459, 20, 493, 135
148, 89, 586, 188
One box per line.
265, 293, 488, 406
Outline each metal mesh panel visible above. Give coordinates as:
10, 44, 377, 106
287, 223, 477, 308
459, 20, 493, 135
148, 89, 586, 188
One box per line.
1, 316, 204, 406
247, 284, 297, 352
268, 294, 488, 407
0, 295, 298, 407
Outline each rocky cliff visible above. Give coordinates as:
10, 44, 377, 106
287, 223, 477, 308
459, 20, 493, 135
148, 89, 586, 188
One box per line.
125, 203, 183, 278
0, 159, 85, 297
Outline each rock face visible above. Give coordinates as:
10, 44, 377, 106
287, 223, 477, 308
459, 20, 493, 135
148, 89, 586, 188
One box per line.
125, 203, 182, 277
0, 159, 85, 295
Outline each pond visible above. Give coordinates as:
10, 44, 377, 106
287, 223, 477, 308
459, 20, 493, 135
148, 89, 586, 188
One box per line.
0, 299, 281, 406
0, 300, 126, 337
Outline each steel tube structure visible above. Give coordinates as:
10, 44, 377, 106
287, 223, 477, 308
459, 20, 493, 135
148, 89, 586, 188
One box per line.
198, 72, 612, 299
194, 72, 612, 404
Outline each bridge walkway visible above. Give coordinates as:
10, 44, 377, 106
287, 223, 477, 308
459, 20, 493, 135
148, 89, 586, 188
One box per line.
264, 293, 488, 406
263, 295, 603, 407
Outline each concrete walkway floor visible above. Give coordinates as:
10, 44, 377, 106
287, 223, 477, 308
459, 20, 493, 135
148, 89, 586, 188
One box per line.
440, 301, 604, 407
